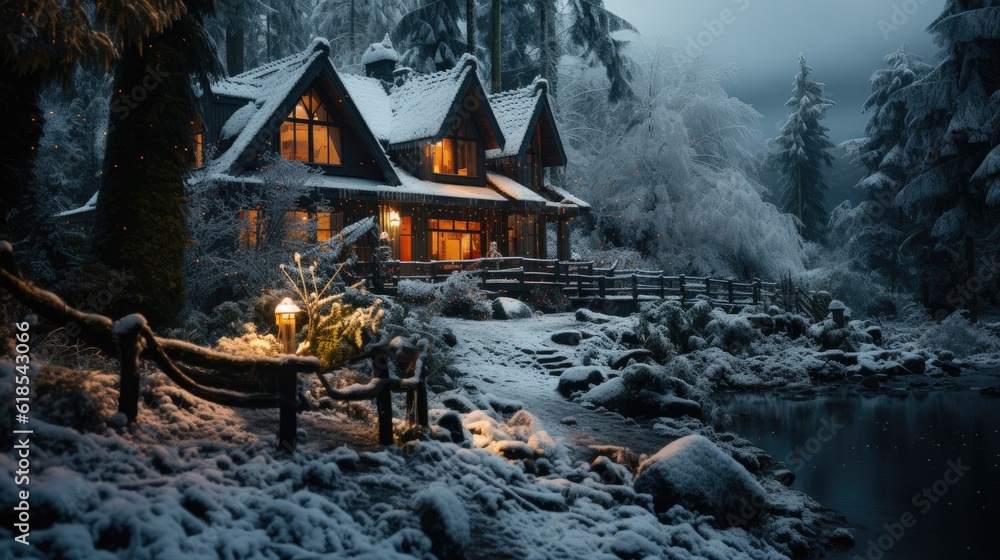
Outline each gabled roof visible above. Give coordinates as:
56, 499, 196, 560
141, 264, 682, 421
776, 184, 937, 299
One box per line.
486, 78, 567, 167
205, 38, 399, 185
340, 54, 505, 150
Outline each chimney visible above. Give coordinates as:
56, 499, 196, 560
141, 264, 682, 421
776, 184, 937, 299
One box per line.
362, 34, 399, 84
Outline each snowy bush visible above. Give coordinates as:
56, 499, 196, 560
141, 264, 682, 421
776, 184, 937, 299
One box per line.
524, 285, 570, 313
31, 364, 118, 432
401, 273, 512, 320
397, 278, 436, 306
919, 313, 1000, 357
703, 310, 759, 354
214, 324, 282, 357
306, 300, 385, 370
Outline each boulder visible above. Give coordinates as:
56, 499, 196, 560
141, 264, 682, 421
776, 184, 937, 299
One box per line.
413, 487, 470, 559
634, 435, 768, 523
492, 297, 532, 320
575, 308, 612, 324
591, 455, 631, 486
865, 326, 883, 344
557, 366, 607, 394
551, 330, 582, 346
436, 411, 468, 445
608, 349, 654, 370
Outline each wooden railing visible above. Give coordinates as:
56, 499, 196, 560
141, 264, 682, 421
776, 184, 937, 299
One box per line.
368, 257, 777, 307
0, 241, 427, 452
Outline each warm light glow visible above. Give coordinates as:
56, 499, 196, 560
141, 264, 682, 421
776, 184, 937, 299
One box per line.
275, 297, 301, 317
389, 210, 401, 229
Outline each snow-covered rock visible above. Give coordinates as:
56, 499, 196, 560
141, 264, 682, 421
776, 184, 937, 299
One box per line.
551, 330, 582, 346
634, 434, 768, 523
492, 297, 532, 320
413, 485, 470, 558
557, 366, 607, 394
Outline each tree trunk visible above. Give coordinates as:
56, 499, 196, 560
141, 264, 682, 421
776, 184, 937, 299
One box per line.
0, 71, 44, 240
966, 235, 978, 323
350, 0, 357, 55
539, 0, 558, 97
491, 0, 501, 92
226, 24, 245, 75
466, 0, 476, 54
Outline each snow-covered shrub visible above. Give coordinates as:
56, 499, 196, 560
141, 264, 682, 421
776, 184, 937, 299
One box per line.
215, 323, 282, 357
703, 310, 759, 354
641, 300, 693, 356
398, 279, 436, 306
919, 313, 1000, 357
31, 364, 118, 432
800, 265, 907, 319
431, 272, 492, 320
412, 486, 470, 558
307, 299, 385, 370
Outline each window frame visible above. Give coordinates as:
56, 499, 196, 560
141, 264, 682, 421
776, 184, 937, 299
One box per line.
279, 89, 343, 166
430, 119, 482, 184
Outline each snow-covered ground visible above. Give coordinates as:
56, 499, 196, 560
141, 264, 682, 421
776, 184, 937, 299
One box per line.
8, 299, 998, 559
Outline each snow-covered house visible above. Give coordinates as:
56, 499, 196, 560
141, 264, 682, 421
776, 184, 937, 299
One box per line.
62, 37, 587, 262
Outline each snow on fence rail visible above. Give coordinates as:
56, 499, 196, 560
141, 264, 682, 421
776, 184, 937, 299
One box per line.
0, 241, 427, 451
368, 257, 778, 307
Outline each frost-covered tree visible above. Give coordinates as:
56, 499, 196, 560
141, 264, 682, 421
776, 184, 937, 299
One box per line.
569, 51, 804, 278
890, 0, 1000, 314
186, 154, 320, 307
93, 0, 223, 327
311, 0, 416, 66
0, 0, 115, 240
393, 0, 466, 73
835, 45, 932, 288
767, 55, 836, 242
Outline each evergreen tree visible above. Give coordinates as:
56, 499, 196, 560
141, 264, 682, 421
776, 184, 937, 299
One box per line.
93, 0, 223, 327
767, 54, 836, 242
838, 45, 932, 288
312, 0, 415, 66
0, 0, 115, 240
565, 0, 635, 102
891, 0, 1000, 316
393, 0, 466, 73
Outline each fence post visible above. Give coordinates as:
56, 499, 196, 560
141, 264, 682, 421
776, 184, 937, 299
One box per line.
659, 274, 665, 299
705, 278, 712, 298
599, 275, 606, 298
430, 261, 438, 284
416, 380, 429, 427
753, 278, 761, 305
631, 273, 638, 302
278, 371, 297, 452
116, 318, 143, 423
374, 351, 394, 446
679, 275, 686, 303
728, 280, 735, 304
554, 261, 562, 284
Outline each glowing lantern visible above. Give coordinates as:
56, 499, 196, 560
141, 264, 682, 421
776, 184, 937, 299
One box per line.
275, 298, 301, 354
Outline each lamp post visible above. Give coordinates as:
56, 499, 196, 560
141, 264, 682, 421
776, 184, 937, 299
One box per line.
275, 297, 301, 354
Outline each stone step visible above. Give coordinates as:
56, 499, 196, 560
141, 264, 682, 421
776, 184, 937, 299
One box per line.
536, 355, 567, 364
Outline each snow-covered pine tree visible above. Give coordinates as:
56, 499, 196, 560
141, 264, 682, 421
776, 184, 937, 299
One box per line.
565, 0, 636, 102
767, 54, 836, 242
837, 44, 932, 288
311, 0, 416, 66
93, 0, 223, 327
891, 0, 1000, 315
393, 0, 467, 73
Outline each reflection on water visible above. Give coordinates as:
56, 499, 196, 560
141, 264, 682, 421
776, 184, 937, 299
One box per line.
723, 389, 999, 559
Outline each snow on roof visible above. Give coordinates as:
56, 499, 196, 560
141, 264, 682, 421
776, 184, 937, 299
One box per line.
541, 183, 591, 209
56, 192, 97, 217
340, 54, 486, 147
361, 34, 400, 66
220, 102, 257, 140
206, 40, 330, 175
338, 72, 393, 142
386, 54, 481, 146
486, 172, 547, 204
486, 78, 547, 159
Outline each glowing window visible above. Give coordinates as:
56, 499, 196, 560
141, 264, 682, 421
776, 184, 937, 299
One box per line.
279, 89, 342, 165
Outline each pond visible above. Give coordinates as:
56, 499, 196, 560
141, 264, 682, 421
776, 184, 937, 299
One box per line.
723, 380, 1000, 559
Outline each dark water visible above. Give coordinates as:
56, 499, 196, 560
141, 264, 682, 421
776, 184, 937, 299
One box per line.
724, 384, 1000, 560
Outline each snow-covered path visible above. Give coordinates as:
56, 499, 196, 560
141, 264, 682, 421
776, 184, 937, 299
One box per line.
441, 314, 672, 455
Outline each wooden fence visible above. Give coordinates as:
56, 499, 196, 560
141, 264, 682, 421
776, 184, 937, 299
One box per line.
369, 257, 778, 308
0, 241, 426, 451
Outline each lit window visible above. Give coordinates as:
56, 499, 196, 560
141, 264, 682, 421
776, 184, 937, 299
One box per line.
192, 116, 205, 169
428, 219, 483, 260
280, 89, 342, 165
239, 208, 260, 246
431, 120, 478, 177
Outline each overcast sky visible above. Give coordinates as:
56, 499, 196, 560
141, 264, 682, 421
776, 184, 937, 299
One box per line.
603, 0, 947, 145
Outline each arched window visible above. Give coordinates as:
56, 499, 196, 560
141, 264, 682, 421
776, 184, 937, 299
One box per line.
279, 89, 342, 165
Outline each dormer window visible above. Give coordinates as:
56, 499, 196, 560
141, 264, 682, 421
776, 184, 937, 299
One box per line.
280, 89, 342, 165
431, 120, 478, 177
